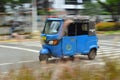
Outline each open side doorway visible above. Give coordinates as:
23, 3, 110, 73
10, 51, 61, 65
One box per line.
62, 23, 76, 56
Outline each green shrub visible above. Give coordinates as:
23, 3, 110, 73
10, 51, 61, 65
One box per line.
96, 22, 120, 31
37, 10, 47, 15
37, 9, 56, 15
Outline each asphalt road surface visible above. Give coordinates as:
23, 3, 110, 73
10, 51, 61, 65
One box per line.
0, 35, 120, 73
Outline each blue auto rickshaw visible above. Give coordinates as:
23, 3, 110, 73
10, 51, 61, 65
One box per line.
39, 16, 99, 62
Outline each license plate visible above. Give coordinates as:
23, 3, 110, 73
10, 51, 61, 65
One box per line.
41, 36, 46, 40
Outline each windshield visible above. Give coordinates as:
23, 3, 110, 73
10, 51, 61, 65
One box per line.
43, 20, 61, 34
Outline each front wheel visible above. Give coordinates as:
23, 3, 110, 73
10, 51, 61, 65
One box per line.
39, 54, 49, 63
88, 49, 96, 60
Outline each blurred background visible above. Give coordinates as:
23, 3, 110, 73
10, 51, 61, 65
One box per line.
0, 0, 120, 40
0, 0, 120, 77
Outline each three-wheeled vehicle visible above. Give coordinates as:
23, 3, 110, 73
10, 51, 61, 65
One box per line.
39, 15, 99, 62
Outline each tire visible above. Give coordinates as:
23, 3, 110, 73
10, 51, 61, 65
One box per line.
39, 54, 49, 63
88, 49, 96, 60
69, 56, 74, 61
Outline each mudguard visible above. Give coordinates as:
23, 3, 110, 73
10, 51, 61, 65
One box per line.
89, 45, 98, 51
39, 48, 49, 55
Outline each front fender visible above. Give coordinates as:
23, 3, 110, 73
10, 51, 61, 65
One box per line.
39, 48, 50, 55
89, 45, 98, 51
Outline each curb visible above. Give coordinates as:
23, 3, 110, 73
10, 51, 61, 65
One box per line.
0, 38, 40, 43
0, 34, 40, 43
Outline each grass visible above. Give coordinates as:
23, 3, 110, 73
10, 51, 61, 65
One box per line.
104, 30, 120, 35
97, 30, 120, 35
0, 59, 120, 80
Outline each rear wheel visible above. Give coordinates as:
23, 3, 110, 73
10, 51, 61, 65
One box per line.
69, 56, 74, 61
88, 49, 96, 60
39, 54, 49, 63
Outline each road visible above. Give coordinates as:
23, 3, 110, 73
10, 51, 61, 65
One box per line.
0, 41, 40, 73
0, 35, 120, 73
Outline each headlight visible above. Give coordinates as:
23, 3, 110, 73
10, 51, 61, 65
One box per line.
49, 40, 54, 45
48, 40, 59, 45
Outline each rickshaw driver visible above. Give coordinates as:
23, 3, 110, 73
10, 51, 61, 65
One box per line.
60, 19, 74, 38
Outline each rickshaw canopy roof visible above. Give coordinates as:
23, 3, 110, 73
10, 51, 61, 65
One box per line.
63, 15, 95, 22
47, 17, 63, 21
47, 15, 95, 22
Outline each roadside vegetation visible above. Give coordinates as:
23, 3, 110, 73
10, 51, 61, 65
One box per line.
0, 58, 120, 80
96, 22, 120, 35
103, 30, 120, 35
96, 22, 120, 31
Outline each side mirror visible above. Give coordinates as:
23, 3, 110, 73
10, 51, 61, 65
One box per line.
40, 29, 43, 33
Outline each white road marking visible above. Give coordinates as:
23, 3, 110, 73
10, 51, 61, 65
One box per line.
0, 63, 13, 66
21, 43, 41, 47
17, 60, 37, 64
0, 45, 39, 66
100, 49, 112, 52
0, 60, 37, 66
98, 53, 120, 58
100, 44, 120, 46
8, 42, 42, 47
0, 45, 39, 53
85, 62, 105, 66
100, 40, 120, 42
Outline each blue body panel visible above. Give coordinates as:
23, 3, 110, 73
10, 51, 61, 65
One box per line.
41, 41, 62, 57
62, 36, 76, 56
77, 35, 98, 54
40, 48, 49, 54
86, 35, 98, 53
62, 35, 98, 56
76, 35, 88, 54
